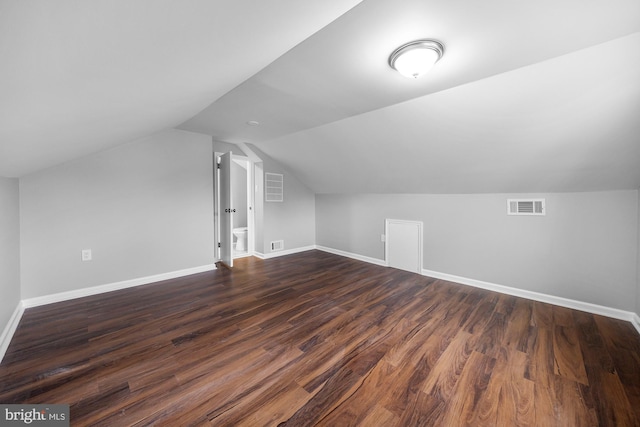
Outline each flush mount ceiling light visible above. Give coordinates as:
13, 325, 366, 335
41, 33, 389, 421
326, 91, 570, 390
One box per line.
389, 39, 444, 79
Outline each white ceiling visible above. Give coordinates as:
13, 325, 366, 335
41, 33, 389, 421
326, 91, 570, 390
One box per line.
255, 33, 640, 193
0, 0, 362, 177
2, 0, 639, 194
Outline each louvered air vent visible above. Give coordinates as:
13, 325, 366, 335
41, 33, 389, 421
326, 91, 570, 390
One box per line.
265, 173, 283, 202
507, 199, 545, 216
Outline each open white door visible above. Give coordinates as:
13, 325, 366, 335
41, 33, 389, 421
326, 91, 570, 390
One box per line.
219, 152, 233, 267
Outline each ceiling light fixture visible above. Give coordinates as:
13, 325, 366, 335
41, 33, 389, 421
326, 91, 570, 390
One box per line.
389, 39, 444, 79
246, 120, 260, 126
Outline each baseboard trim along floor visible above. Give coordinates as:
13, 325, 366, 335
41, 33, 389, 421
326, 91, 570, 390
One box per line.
3, 247, 639, 364
0, 263, 216, 363
315, 246, 640, 336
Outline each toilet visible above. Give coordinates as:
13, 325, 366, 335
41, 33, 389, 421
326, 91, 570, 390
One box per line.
232, 227, 248, 252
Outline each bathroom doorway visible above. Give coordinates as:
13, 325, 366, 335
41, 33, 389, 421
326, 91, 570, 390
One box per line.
215, 152, 254, 265
230, 155, 253, 258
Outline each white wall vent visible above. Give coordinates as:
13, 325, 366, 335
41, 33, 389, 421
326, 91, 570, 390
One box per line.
270, 240, 284, 251
507, 199, 545, 216
265, 173, 283, 202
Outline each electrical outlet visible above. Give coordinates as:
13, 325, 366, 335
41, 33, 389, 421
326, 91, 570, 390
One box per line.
81, 249, 92, 261
381, 234, 386, 242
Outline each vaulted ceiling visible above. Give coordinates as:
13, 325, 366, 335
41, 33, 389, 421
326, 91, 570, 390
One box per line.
2, 0, 639, 193
0, 0, 362, 177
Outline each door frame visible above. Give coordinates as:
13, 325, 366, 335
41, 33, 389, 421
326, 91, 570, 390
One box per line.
214, 151, 254, 265
217, 152, 234, 267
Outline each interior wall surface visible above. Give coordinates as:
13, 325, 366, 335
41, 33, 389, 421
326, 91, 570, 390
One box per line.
19, 129, 214, 299
254, 162, 264, 253
316, 191, 638, 311
637, 189, 640, 318
0, 177, 21, 334
248, 145, 315, 254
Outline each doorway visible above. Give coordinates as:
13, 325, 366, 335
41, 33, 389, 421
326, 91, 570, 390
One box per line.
215, 152, 253, 267
230, 155, 253, 258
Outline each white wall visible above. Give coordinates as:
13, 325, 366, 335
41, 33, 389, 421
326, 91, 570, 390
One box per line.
249, 145, 315, 254
19, 129, 214, 299
254, 162, 264, 253
0, 177, 20, 333
637, 189, 640, 318
316, 191, 638, 312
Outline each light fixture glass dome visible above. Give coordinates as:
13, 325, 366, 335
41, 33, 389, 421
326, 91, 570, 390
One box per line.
389, 40, 444, 79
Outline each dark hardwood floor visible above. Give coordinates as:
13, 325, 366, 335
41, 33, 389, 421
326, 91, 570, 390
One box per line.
1, 250, 639, 426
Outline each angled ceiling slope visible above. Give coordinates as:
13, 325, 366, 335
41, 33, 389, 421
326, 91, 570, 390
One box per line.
180, 0, 640, 194
257, 33, 640, 194
0, 0, 363, 177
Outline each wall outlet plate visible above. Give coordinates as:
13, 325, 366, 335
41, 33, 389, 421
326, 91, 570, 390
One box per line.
81, 249, 92, 261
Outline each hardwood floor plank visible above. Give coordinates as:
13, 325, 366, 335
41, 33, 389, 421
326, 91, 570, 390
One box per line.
1, 250, 639, 426
313, 359, 396, 426
524, 326, 555, 388
588, 371, 638, 427
554, 376, 599, 426
553, 305, 577, 327
422, 331, 475, 400
531, 301, 554, 329
473, 310, 507, 357
396, 391, 446, 426
284, 318, 416, 426
495, 348, 536, 427
553, 325, 589, 385
234, 381, 312, 427
358, 404, 398, 427
439, 350, 495, 427
502, 298, 533, 352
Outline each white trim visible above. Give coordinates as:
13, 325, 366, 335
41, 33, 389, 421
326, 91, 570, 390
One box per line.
422, 268, 639, 325
22, 264, 216, 309
0, 301, 25, 364
315, 246, 387, 267
632, 314, 640, 335
1, 264, 216, 363
313, 245, 639, 334
254, 245, 317, 260
233, 251, 253, 259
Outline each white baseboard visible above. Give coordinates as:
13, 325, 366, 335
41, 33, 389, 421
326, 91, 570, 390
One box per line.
0, 301, 25, 364
315, 246, 387, 267
4, 251, 639, 365
313, 245, 639, 334
1, 264, 217, 364
422, 268, 638, 325
254, 245, 317, 260
632, 314, 640, 335
22, 264, 217, 309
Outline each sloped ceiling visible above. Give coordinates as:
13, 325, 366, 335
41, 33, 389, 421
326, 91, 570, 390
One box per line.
0, 0, 362, 177
180, 0, 640, 193
2, 0, 639, 194
248, 33, 640, 193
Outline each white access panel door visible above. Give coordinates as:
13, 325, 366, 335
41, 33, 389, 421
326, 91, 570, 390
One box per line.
385, 219, 423, 273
